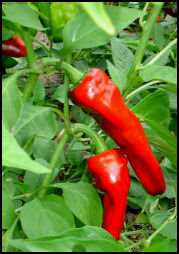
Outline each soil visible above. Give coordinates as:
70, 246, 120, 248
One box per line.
34, 31, 63, 86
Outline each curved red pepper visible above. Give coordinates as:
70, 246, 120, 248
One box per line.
69, 68, 166, 195
87, 149, 130, 240
2, 35, 26, 58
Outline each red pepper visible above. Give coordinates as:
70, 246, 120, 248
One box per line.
2, 35, 27, 58
69, 68, 166, 195
87, 148, 130, 240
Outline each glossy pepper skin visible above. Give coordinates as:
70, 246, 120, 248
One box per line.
87, 149, 130, 240
50, 2, 77, 42
2, 35, 27, 58
69, 68, 166, 195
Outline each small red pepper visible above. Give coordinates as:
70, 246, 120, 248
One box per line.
69, 68, 166, 195
2, 35, 27, 58
87, 148, 130, 240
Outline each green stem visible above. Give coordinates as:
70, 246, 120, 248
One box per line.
123, 228, 152, 236
123, 2, 164, 99
139, 2, 150, 28
49, 39, 53, 57
40, 57, 83, 84
23, 74, 39, 100
125, 239, 145, 251
61, 61, 83, 85
64, 54, 72, 133
169, 27, 177, 40
141, 194, 150, 213
72, 123, 107, 154
120, 234, 134, 245
145, 210, 176, 246
22, 29, 36, 68
124, 220, 136, 230
32, 37, 49, 52
126, 80, 160, 104
140, 38, 177, 69
38, 130, 69, 198
50, 107, 64, 120
22, 29, 39, 100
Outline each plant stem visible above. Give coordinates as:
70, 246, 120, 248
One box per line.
22, 28, 39, 100
141, 194, 150, 213
125, 239, 145, 251
23, 74, 39, 100
64, 54, 72, 133
49, 39, 53, 57
38, 130, 69, 198
120, 234, 134, 245
124, 220, 136, 230
50, 107, 64, 120
32, 37, 49, 52
123, 2, 164, 99
139, 2, 150, 28
61, 61, 83, 85
145, 210, 176, 246
140, 38, 177, 69
126, 80, 160, 104
123, 228, 152, 236
72, 123, 107, 154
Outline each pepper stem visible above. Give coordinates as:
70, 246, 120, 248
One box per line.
72, 123, 107, 154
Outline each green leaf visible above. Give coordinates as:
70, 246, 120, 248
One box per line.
2, 217, 19, 252
151, 23, 166, 50
129, 179, 147, 197
71, 105, 95, 126
107, 61, 127, 93
52, 85, 73, 105
33, 78, 45, 103
142, 236, 170, 252
167, 91, 177, 110
9, 226, 126, 252
2, 74, 23, 131
2, 190, 16, 230
2, 175, 16, 196
158, 83, 177, 94
2, 3, 46, 30
14, 102, 57, 146
67, 138, 89, 166
143, 48, 170, 66
2, 27, 15, 40
79, 2, 115, 36
23, 171, 44, 192
32, 137, 57, 163
62, 13, 112, 54
149, 211, 177, 239
20, 194, 75, 239
111, 38, 134, 74
132, 90, 170, 127
54, 182, 103, 226
168, 238, 177, 252
139, 64, 177, 85
105, 5, 143, 33
2, 55, 18, 69
2, 122, 50, 174
144, 119, 177, 167
135, 213, 149, 224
